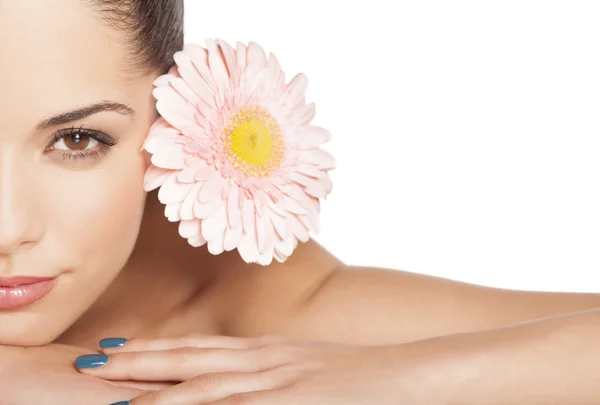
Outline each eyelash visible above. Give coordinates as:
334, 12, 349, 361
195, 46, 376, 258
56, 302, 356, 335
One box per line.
46, 125, 119, 162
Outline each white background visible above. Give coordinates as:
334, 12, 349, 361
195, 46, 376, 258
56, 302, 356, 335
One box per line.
183, 0, 600, 292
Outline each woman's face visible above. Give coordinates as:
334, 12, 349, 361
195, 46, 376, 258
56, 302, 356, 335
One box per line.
0, 0, 158, 345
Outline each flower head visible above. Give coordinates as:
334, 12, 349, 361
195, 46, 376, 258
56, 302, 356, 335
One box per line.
142, 39, 334, 265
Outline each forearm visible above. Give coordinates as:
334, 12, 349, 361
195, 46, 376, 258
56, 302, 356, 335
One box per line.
412, 307, 600, 404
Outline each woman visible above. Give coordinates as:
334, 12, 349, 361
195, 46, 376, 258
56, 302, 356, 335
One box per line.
1, 0, 600, 403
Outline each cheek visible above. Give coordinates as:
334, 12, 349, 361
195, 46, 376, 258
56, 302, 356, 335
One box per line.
39, 145, 149, 317
43, 148, 148, 270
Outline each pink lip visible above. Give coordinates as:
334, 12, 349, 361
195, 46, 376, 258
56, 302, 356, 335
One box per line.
0, 276, 58, 310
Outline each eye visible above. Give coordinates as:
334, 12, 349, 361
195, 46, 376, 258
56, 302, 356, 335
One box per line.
53, 131, 99, 151
45, 126, 119, 162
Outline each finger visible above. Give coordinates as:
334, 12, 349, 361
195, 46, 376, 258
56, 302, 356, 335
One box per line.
100, 335, 285, 354
91, 385, 151, 405
128, 365, 298, 405
202, 391, 282, 405
107, 379, 177, 391
77, 345, 289, 381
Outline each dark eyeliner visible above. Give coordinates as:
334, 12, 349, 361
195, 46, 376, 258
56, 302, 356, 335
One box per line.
51, 125, 118, 147
46, 125, 119, 162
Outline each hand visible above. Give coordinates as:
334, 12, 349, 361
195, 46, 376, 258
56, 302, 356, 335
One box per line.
77, 334, 431, 405
0, 343, 152, 405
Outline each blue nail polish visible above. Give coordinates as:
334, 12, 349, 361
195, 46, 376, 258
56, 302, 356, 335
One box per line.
99, 337, 128, 349
110, 402, 129, 405
75, 354, 108, 369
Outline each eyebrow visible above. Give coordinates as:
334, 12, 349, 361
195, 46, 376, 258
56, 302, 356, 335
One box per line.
37, 101, 135, 130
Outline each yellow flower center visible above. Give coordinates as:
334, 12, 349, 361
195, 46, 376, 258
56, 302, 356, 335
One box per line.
224, 106, 284, 177
231, 119, 273, 166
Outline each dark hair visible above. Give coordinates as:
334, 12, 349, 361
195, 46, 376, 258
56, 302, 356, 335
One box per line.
88, 0, 185, 75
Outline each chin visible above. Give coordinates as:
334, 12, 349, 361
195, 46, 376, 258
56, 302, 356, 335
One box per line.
0, 315, 67, 347
0, 334, 55, 347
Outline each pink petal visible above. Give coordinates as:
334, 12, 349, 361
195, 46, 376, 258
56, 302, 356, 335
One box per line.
296, 102, 316, 125
158, 172, 195, 205
177, 47, 217, 101
143, 120, 181, 154
224, 225, 243, 251
193, 197, 223, 219
273, 249, 288, 263
206, 39, 230, 92
263, 215, 276, 255
283, 73, 308, 108
275, 235, 296, 257
154, 87, 198, 132
298, 159, 325, 175
263, 54, 284, 98
201, 204, 227, 241
238, 231, 259, 264
220, 180, 230, 200
249, 67, 270, 95
179, 219, 201, 239
256, 211, 266, 254
283, 196, 308, 215
143, 166, 171, 191
269, 209, 288, 240
150, 143, 187, 170
298, 197, 320, 218
216, 39, 240, 86
180, 182, 203, 220
227, 185, 242, 230
321, 174, 333, 194
242, 195, 255, 234
265, 195, 287, 217
303, 180, 328, 199
298, 149, 336, 170
165, 202, 182, 222
198, 170, 225, 203
287, 214, 310, 243
153, 73, 177, 87
170, 77, 202, 108
196, 148, 213, 160
208, 230, 226, 255
185, 44, 217, 88
183, 140, 200, 154
286, 184, 310, 201
289, 171, 316, 188
298, 213, 319, 234
193, 165, 216, 182
298, 126, 332, 149
235, 41, 248, 71
256, 243, 274, 266
188, 232, 207, 247
177, 167, 197, 183
254, 197, 266, 218
247, 41, 267, 65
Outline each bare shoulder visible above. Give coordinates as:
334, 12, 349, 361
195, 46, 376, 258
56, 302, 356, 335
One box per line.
206, 244, 600, 345
207, 240, 343, 337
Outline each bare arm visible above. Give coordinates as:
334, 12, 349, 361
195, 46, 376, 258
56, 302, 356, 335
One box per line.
406, 306, 600, 404
216, 242, 600, 344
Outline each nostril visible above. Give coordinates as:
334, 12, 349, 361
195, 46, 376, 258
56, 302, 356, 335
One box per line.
0, 239, 32, 256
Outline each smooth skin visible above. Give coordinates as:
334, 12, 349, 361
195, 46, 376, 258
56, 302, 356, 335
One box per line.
1, 0, 600, 403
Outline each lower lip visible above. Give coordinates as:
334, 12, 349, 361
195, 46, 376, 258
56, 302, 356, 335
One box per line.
0, 279, 57, 310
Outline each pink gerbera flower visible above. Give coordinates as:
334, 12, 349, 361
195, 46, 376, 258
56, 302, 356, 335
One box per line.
142, 39, 335, 265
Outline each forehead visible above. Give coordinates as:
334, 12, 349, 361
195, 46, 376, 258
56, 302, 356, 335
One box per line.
0, 0, 136, 126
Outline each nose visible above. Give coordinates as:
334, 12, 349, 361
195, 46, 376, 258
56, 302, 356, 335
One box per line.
0, 153, 43, 256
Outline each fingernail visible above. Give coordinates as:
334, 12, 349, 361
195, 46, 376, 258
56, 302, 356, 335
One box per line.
109, 402, 129, 405
99, 337, 128, 349
75, 354, 108, 369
